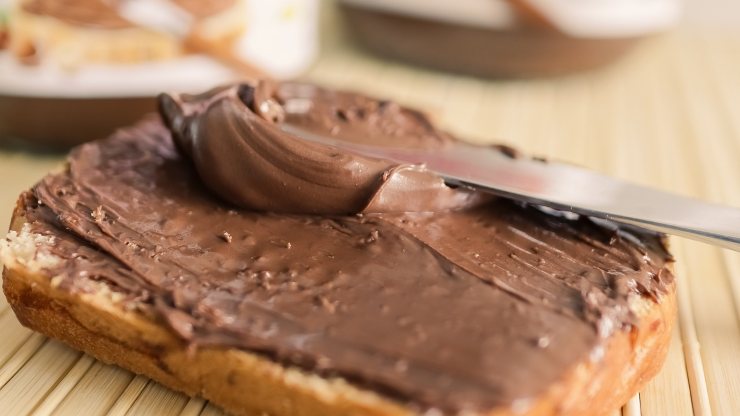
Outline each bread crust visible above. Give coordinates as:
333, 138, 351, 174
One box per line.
1, 198, 677, 416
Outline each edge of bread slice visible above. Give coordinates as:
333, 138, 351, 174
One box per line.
1, 195, 677, 416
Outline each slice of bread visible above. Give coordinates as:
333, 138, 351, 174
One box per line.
9, 0, 247, 68
2, 194, 676, 416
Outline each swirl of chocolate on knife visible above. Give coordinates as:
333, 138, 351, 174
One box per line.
159, 81, 487, 214
26, 80, 674, 414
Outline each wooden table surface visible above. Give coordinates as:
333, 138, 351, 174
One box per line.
1, 12, 740, 416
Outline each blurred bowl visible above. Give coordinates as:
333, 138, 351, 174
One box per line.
0, 94, 155, 149
340, 0, 681, 77
0, 0, 319, 148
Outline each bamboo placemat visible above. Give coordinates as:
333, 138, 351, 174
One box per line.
1, 10, 740, 416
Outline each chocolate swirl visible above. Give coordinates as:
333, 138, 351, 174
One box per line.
159, 82, 485, 215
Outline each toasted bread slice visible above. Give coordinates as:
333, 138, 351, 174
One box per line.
9, 0, 246, 68
1, 194, 676, 416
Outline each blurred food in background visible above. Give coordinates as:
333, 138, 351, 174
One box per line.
340, 0, 681, 77
0, 0, 318, 147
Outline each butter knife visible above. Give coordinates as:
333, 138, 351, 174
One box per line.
281, 125, 740, 252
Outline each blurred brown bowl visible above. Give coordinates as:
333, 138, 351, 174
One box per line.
0, 94, 156, 149
340, 4, 642, 78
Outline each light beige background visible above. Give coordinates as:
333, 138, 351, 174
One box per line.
684, 0, 740, 29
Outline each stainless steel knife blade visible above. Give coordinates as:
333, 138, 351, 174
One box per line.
281, 124, 740, 251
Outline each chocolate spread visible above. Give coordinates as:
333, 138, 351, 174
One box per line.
22, 82, 673, 413
159, 82, 486, 215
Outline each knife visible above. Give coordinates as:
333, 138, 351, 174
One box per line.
281, 124, 740, 252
